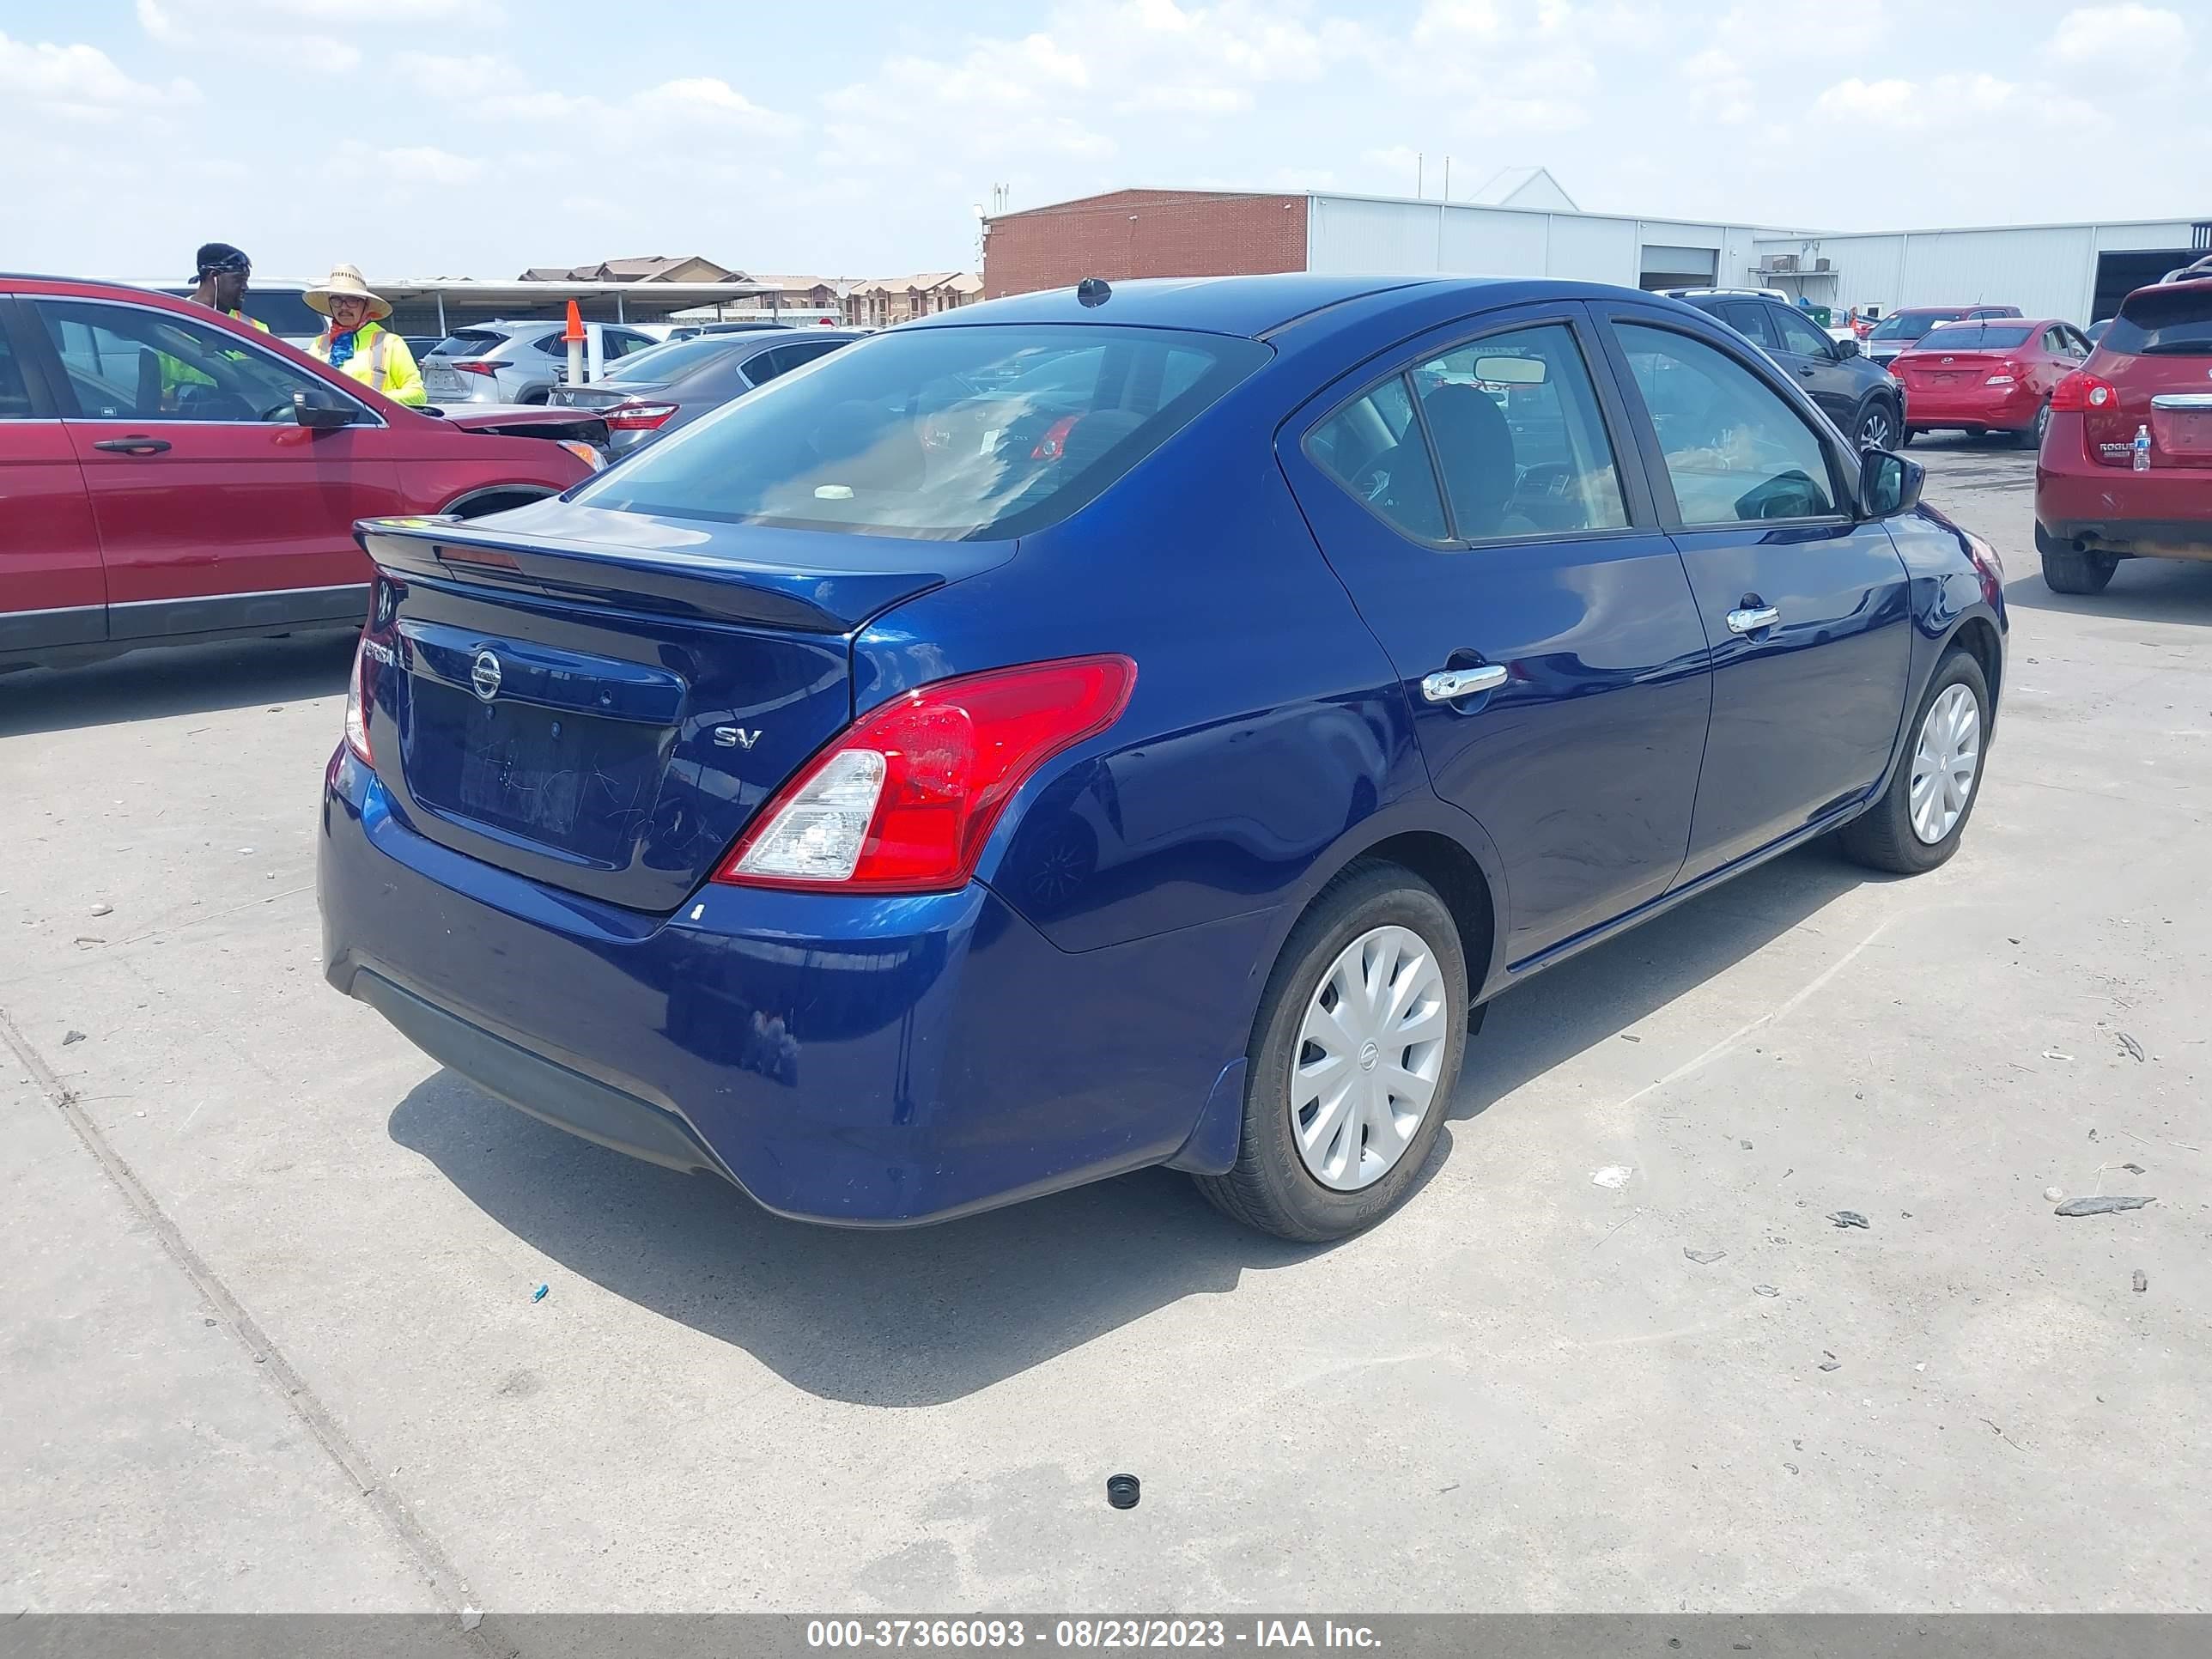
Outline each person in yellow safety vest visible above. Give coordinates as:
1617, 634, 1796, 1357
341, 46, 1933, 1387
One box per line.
188, 243, 270, 333
303, 264, 426, 407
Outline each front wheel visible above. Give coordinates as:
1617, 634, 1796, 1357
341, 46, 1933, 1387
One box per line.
1838, 647, 1991, 876
1195, 861, 1469, 1242
1853, 397, 1899, 452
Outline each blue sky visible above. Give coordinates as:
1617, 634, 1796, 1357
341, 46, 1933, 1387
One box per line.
2, 0, 2203, 283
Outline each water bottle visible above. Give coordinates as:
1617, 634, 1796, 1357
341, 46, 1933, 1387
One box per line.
2133, 425, 2153, 472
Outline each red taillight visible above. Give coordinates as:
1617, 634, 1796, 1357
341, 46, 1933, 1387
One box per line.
449, 359, 498, 377
343, 635, 374, 765
2051, 369, 2116, 412
715, 655, 1137, 894
1031, 415, 1083, 460
602, 401, 678, 431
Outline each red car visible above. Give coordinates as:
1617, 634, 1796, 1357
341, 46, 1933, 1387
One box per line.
2036, 276, 2212, 594
1893, 316, 2094, 448
1, 276, 603, 672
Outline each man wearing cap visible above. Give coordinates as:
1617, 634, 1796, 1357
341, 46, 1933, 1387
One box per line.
189, 244, 269, 332
304, 264, 427, 407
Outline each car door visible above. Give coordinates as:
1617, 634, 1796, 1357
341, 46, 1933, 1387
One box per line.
1765, 300, 1862, 426
1597, 309, 1913, 884
1279, 306, 1713, 965
28, 295, 400, 639
0, 297, 106, 657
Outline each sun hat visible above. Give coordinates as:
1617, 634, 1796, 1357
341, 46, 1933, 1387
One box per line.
305, 264, 392, 321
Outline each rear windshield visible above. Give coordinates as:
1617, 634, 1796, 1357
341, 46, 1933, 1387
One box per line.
1914, 324, 2033, 350
601, 336, 743, 383
574, 324, 1270, 541
1869, 309, 1962, 342
429, 329, 510, 358
2103, 285, 2212, 356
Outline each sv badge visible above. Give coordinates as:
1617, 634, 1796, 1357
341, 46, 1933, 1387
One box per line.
714, 726, 763, 750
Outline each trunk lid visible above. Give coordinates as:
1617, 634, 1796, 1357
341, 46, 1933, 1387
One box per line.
2087, 283, 2212, 469
1894, 349, 2011, 391
356, 498, 1012, 912
547, 382, 649, 411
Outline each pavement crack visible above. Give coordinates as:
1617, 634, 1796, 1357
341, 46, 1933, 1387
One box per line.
0, 1001, 480, 1620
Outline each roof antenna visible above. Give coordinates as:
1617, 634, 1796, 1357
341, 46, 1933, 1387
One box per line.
1077, 276, 1112, 307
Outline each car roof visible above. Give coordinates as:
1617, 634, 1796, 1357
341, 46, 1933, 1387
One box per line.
902, 274, 1469, 337
1922, 315, 2058, 330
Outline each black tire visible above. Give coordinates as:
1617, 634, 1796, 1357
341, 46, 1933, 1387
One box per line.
2036, 524, 2118, 594
1964, 426, 1988, 441
1852, 396, 1899, 452
1838, 647, 1991, 876
1898, 427, 1917, 448
2016, 403, 2051, 450
1195, 860, 1470, 1242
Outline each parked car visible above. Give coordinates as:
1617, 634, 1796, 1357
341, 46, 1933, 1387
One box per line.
1866, 305, 2023, 367
1893, 316, 2094, 448
421, 319, 662, 405
2083, 319, 2112, 347
0, 276, 601, 672
549, 330, 859, 452
1670, 288, 1905, 448
2034, 276, 2212, 594
320, 274, 2005, 1243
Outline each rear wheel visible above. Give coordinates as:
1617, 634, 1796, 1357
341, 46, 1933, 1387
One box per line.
1195, 861, 1468, 1242
2036, 525, 2118, 595
2016, 403, 2051, 450
1839, 647, 1991, 876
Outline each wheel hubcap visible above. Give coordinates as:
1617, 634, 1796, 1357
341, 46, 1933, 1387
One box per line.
1909, 683, 1982, 845
1291, 926, 1449, 1192
1861, 409, 1892, 448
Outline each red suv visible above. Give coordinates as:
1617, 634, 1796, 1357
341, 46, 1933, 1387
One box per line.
1, 276, 602, 672
1893, 316, 2095, 448
2036, 276, 2212, 594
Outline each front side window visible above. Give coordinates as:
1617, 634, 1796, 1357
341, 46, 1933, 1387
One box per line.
575, 324, 1269, 541
1410, 324, 1628, 538
1618, 324, 1838, 525
1309, 374, 1447, 543
34, 299, 337, 423
1770, 306, 1834, 359
0, 315, 33, 418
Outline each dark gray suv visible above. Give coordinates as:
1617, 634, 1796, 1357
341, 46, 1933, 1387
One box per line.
1667, 289, 1905, 451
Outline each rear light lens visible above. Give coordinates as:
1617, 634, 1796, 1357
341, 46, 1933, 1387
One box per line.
449, 359, 498, 377
1031, 415, 1083, 460
2051, 369, 2115, 411
1984, 364, 2019, 386
343, 635, 374, 765
717, 655, 1137, 893
602, 402, 678, 431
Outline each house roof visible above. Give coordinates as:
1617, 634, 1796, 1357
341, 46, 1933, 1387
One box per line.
855, 271, 973, 294
516, 255, 735, 283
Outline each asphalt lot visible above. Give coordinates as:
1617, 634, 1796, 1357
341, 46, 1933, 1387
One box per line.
3, 434, 2207, 1615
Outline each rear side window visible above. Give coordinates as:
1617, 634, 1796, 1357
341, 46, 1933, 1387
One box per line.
747, 338, 848, 385
1618, 324, 1838, 525
574, 325, 1269, 541
0, 315, 33, 418
1918, 324, 2033, 350
1310, 375, 1448, 543
432, 329, 509, 358
2103, 286, 2212, 356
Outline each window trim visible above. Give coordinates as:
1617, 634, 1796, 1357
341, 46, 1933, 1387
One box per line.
25, 293, 388, 428
1593, 306, 1862, 532
1291, 304, 1658, 553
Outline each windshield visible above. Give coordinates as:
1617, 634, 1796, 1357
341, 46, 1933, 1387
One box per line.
575, 324, 1270, 541
602, 336, 744, 383
2103, 285, 2212, 356
1869, 310, 1961, 343
1912, 324, 2033, 351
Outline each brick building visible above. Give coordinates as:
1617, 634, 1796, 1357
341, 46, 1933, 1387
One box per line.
982, 190, 1307, 300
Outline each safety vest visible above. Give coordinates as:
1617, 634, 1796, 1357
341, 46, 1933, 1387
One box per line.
227, 309, 272, 333
309, 322, 427, 407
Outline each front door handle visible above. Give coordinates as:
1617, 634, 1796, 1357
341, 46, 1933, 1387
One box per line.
1422, 664, 1509, 702
93, 436, 172, 455
1726, 605, 1781, 635
1797, 365, 1817, 377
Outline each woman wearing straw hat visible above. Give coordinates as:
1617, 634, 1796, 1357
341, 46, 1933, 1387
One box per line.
304, 264, 427, 407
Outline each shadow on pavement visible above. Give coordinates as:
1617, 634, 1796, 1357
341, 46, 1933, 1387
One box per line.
2002, 558, 2212, 626
0, 630, 356, 738
388, 842, 1869, 1407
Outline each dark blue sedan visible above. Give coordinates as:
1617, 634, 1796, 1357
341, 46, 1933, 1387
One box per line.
320, 274, 2006, 1241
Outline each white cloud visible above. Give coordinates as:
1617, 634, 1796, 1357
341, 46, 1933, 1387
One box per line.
374, 144, 487, 186
650, 77, 798, 136
0, 30, 199, 117
2046, 3, 2190, 67
139, 0, 502, 73
1814, 71, 2102, 135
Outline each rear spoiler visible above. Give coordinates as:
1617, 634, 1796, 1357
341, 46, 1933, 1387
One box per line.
356, 515, 955, 635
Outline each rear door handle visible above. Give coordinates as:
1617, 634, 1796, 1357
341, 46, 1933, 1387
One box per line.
1422, 664, 1508, 702
92, 437, 172, 455
1727, 605, 1781, 635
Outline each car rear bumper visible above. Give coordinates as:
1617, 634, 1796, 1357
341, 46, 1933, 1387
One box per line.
318, 748, 1267, 1225
1902, 386, 2039, 429
2038, 428, 2212, 559
2037, 515, 2212, 562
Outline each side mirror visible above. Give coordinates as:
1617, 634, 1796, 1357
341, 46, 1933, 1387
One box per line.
294, 391, 358, 430
1832, 335, 1861, 360
1860, 448, 1923, 519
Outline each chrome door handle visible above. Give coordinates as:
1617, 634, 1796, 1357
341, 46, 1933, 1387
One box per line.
1421, 664, 1508, 702
1726, 605, 1781, 635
